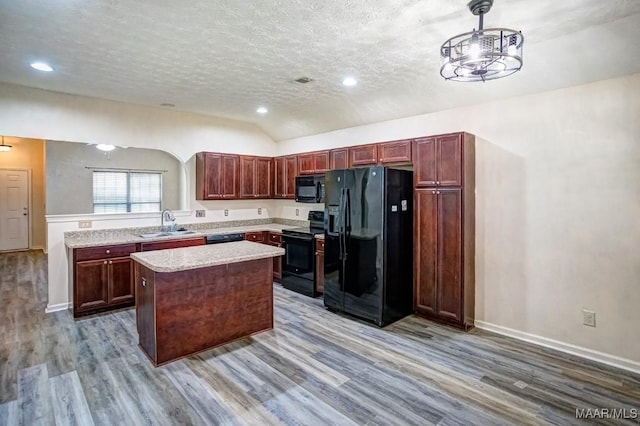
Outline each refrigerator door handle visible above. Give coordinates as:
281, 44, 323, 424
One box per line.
338, 188, 345, 261
345, 188, 352, 237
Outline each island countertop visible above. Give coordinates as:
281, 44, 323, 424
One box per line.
130, 240, 285, 273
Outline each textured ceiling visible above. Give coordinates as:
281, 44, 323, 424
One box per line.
1, 0, 639, 141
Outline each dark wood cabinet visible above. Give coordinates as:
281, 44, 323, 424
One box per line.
195, 152, 239, 200
298, 151, 330, 174
266, 232, 282, 283
109, 257, 135, 304
274, 155, 298, 198
349, 144, 378, 167
349, 140, 412, 168
240, 156, 273, 199
315, 238, 325, 293
414, 189, 463, 322
247, 231, 282, 283
330, 148, 349, 169
414, 134, 463, 187
413, 132, 475, 330
244, 231, 266, 243
73, 243, 136, 317
138, 237, 204, 252
75, 260, 109, 311
378, 139, 412, 164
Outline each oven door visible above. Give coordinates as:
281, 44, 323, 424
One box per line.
282, 234, 314, 280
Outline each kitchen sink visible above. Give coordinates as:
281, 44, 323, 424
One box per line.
138, 230, 196, 238
139, 232, 170, 238
167, 230, 196, 236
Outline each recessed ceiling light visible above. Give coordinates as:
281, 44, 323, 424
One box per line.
160, 103, 175, 107
342, 77, 358, 87
30, 62, 54, 72
96, 144, 116, 152
256, 107, 268, 114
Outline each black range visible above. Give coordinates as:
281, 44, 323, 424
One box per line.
281, 211, 324, 297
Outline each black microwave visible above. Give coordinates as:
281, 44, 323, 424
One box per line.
295, 175, 325, 203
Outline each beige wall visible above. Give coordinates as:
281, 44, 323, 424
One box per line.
278, 73, 640, 366
45, 140, 183, 214
0, 137, 46, 249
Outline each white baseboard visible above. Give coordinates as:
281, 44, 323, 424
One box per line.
45, 302, 71, 313
475, 320, 640, 375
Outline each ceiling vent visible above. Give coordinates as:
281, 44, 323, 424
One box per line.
293, 77, 314, 84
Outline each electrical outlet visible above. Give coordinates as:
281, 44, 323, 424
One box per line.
224, 209, 229, 217
195, 210, 206, 218
582, 309, 596, 327
295, 208, 299, 216
258, 208, 262, 215
78, 220, 92, 229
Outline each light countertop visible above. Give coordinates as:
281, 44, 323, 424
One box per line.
65, 223, 298, 249
130, 240, 285, 273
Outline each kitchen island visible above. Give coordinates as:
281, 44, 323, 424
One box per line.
130, 240, 285, 366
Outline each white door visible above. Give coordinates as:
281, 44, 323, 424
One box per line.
0, 170, 29, 251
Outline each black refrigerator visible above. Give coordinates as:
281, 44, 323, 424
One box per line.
324, 167, 413, 327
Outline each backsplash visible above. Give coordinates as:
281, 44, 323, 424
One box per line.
64, 217, 309, 240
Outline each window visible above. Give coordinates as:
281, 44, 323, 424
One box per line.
93, 171, 162, 213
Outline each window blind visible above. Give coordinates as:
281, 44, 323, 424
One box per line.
93, 171, 162, 213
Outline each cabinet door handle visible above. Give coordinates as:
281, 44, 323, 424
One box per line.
103, 260, 108, 264
141, 277, 146, 287
106, 249, 111, 254
432, 190, 436, 194
436, 181, 440, 185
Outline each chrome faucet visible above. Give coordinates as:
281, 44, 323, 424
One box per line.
161, 209, 176, 232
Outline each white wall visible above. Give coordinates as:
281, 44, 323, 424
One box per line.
278, 73, 640, 368
0, 83, 276, 160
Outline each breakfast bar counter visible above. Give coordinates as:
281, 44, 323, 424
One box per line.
131, 241, 285, 366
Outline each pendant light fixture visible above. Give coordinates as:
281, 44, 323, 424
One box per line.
440, 0, 523, 82
0, 136, 12, 152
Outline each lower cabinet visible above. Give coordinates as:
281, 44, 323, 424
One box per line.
73, 243, 137, 317
72, 237, 205, 318
244, 231, 266, 243
265, 232, 282, 283
315, 238, 325, 293
246, 231, 282, 282
414, 188, 474, 329
138, 237, 204, 251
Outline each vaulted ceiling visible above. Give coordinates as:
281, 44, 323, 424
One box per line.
1, 0, 639, 141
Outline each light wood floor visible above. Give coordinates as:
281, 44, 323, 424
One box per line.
1, 250, 639, 425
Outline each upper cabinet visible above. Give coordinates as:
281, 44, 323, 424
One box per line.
196, 133, 469, 200
378, 139, 412, 164
239, 156, 273, 199
349, 140, 413, 168
330, 148, 349, 170
298, 151, 330, 175
273, 155, 298, 199
349, 144, 378, 167
414, 134, 465, 187
196, 152, 239, 200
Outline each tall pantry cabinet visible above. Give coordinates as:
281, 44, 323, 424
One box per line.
413, 132, 475, 329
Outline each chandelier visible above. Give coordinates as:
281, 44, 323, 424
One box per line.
440, 0, 523, 82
